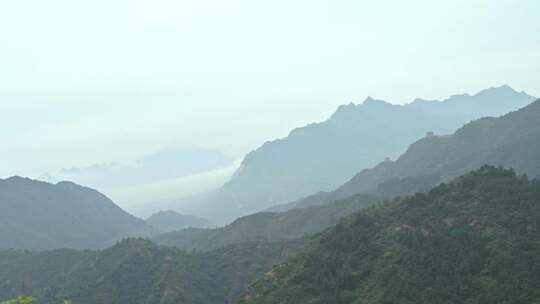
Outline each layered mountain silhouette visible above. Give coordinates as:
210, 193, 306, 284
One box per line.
154, 97, 540, 252
241, 166, 540, 304
145, 210, 211, 232
173, 85, 535, 223
0, 177, 156, 250
284, 97, 540, 210
153, 194, 381, 252
2, 86, 539, 304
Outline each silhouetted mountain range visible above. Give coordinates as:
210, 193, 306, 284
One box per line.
0, 177, 156, 250
153, 97, 540, 253
284, 97, 540, 210
153, 194, 381, 252
2, 86, 539, 304
173, 85, 535, 223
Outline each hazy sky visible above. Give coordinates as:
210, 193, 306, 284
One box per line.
1, 0, 539, 177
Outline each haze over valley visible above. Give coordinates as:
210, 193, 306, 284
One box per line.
1, 1, 540, 303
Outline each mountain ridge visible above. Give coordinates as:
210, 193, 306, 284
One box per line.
0, 177, 156, 250
281, 98, 540, 211
153, 97, 540, 253
174, 85, 535, 223
152, 194, 381, 252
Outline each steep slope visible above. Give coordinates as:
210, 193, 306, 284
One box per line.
146, 210, 211, 232
155, 98, 540, 252
241, 166, 540, 304
0, 238, 304, 304
153, 194, 381, 252
177, 86, 535, 223
0, 177, 155, 250
287, 98, 540, 210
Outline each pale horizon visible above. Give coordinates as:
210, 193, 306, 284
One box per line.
1, 0, 539, 178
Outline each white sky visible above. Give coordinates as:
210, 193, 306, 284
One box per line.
1, 0, 539, 177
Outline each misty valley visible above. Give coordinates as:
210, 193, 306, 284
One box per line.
2, 86, 540, 303
1, 1, 540, 303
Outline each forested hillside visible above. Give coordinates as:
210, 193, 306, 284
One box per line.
0, 239, 305, 304
241, 166, 540, 304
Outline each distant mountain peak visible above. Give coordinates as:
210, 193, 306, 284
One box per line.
56, 180, 80, 186
449, 93, 470, 99
362, 96, 391, 106
2, 176, 50, 186
3, 175, 30, 182
330, 102, 357, 119
336, 102, 356, 110
55, 180, 89, 191
2, 176, 92, 193
411, 97, 436, 104
331, 97, 394, 119
205, 86, 536, 223
475, 84, 520, 97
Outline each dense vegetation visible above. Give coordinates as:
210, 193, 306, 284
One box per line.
0, 297, 69, 304
0, 177, 155, 250
241, 166, 540, 304
153, 194, 381, 252
0, 239, 305, 304
1, 297, 35, 304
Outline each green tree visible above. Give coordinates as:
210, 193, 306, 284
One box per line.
0, 297, 71, 304
0, 297, 34, 304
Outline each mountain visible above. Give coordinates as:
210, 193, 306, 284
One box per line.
155, 98, 540, 252
0, 177, 155, 250
240, 166, 540, 304
284, 98, 540, 210
145, 210, 212, 232
174, 85, 535, 223
0, 238, 305, 304
153, 194, 381, 252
